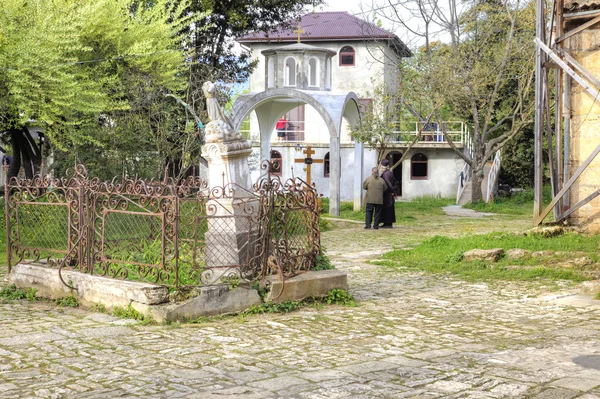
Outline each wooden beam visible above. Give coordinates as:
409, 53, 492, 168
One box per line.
559, 189, 600, 220
556, 15, 600, 43
534, 4, 545, 221
536, 39, 600, 102
564, 9, 600, 20
559, 49, 600, 92
534, 142, 600, 225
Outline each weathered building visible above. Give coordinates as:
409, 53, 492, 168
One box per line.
233, 12, 468, 213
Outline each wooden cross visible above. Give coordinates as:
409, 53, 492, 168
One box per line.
294, 146, 323, 185
293, 24, 305, 43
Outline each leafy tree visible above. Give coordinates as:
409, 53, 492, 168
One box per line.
369, 0, 536, 202
431, 0, 536, 202
0, 0, 190, 180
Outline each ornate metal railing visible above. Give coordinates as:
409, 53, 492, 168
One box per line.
5, 163, 321, 288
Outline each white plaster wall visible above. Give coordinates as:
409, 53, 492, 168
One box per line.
303, 105, 329, 143
247, 144, 462, 202
246, 42, 395, 93
400, 149, 463, 199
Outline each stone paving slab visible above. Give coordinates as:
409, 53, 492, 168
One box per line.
1, 214, 600, 398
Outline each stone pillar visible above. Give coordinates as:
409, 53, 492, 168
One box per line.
353, 142, 364, 211
329, 135, 341, 216
201, 120, 255, 284
567, 21, 600, 232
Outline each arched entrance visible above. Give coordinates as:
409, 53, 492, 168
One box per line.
231, 88, 361, 216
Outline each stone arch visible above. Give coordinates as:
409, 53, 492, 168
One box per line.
231, 88, 361, 216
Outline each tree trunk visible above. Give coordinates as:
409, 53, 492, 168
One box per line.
471, 166, 484, 203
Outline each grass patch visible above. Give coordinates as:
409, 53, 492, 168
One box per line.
0, 284, 36, 301
112, 304, 155, 324
56, 296, 79, 307
314, 251, 334, 271
377, 232, 599, 282
322, 196, 454, 222
464, 186, 552, 216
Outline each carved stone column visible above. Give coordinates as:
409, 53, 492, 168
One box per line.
200, 120, 256, 284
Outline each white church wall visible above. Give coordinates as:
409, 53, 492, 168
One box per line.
247, 144, 462, 202
303, 106, 329, 143
246, 42, 393, 94
401, 149, 463, 199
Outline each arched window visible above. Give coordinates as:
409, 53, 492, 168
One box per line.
284, 57, 296, 86
270, 150, 282, 175
411, 153, 428, 180
324, 152, 330, 177
339, 46, 355, 66
267, 57, 275, 88
308, 57, 319, 87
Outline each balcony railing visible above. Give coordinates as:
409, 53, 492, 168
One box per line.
240, 120, 469, 146
389, 121, 467, 145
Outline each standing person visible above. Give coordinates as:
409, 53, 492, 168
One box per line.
379, 159, 397, 228
362, 167, 388, 229
276, 116, 288, 142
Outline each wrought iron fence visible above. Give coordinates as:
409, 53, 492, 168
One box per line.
4, 162, 321, 288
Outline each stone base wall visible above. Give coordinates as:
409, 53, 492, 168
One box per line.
567, 22, 600, 232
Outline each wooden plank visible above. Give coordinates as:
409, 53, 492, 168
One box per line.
559, 50, 600, 91
534, 142, 600, 225
559, 189, 600, 220
534, 3, 546, 222
564, 9, 600, 20
556, 15, 600, 43
536, 39, 600, 102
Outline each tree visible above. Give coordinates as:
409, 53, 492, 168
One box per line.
365, 0, 536, 202
430, 0, 536, 202
350, 81, 436, 169
0, 0, 190, 180
180, 0, 324, 121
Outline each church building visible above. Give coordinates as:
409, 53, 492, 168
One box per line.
232, 12, 468, 214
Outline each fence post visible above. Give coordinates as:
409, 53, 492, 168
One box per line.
4, 164, 11, 273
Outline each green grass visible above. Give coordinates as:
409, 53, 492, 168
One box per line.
463, 186, 552, 216
0, 284, 37, 301
322, 196, 454, 222
376, 231, 600, 282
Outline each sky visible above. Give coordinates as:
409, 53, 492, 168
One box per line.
314, 0, 441, 49
319, 0, 364, 13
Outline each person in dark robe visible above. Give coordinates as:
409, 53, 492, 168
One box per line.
379, 159, 397, 228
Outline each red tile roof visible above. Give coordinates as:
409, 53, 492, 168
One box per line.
238, 11, 410, 56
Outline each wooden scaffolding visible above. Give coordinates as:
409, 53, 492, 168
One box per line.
534, 0, 600, 226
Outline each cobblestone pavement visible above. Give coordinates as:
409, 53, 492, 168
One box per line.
1, 212, 600, 398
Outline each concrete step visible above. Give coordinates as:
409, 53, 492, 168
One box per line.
458, 180, 472, 206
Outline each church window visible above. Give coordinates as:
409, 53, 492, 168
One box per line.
324, 152, 330, 177
284, 57, 297, 86
270, 150, 283, 175
309, 58, 319, 87
339, 46, 355, 66
411, 153, 428, 180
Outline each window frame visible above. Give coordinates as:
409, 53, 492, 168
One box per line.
339, 46, 355, 67
270, 150, 283, 176
308, 57, 319, 87
324, 152, 330, 177
284, 56, 297, 87
410, 153, 428, 180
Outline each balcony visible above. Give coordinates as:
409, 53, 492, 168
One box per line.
240, 119, 470, 150
389, 121, 468, 147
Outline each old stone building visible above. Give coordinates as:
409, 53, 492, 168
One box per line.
233, 12, 469, 213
